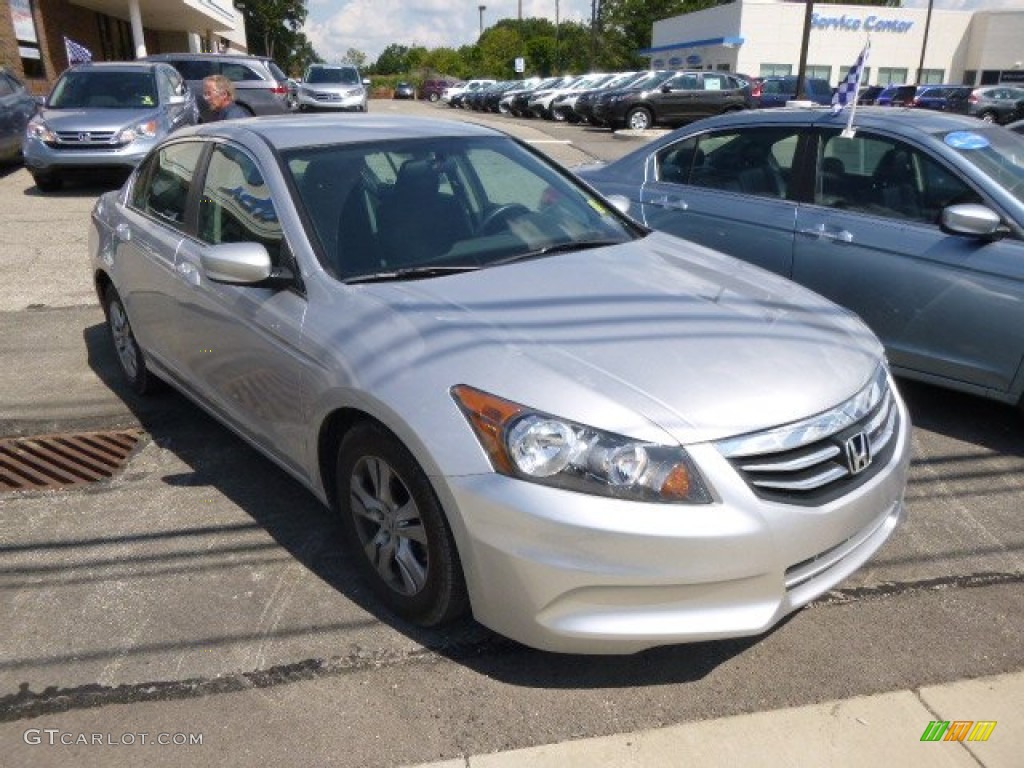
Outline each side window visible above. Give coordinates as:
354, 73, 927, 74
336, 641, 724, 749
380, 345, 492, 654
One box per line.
174, 60, 215, 81
220, 63, 261, 82
815, 132, 979, 224
156, 69, 174, 102
657, 128, 799, 200
129, 142, 204, 229
198, 144, 282, 263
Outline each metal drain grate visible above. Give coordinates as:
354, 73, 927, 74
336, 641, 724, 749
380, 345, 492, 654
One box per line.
0, 429, 144, 492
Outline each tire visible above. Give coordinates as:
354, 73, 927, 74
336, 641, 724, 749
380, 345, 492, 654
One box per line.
626, 107, 653, 131
32, 173, 62, 192
336, 422, 468, 626
979, 111, 997, 123
103, 284, 157, 395
428, 92, 439, 102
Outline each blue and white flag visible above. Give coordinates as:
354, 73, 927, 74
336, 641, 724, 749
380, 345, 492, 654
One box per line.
832, 41, 870, 114
64, 36, 93, 66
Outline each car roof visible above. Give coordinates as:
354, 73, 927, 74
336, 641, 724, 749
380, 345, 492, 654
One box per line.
145, 52, 273, 62
650, 105, 990, 137
67, 61, 164, 73
174, 114, 502, 150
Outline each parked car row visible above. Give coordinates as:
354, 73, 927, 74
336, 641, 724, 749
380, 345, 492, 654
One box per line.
449, 70, 757, 131
858, 83, 1024, 124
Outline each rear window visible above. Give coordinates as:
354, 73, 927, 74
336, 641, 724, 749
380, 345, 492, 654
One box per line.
171, 60, 216, 80
267, 61, 288, 82
220, 63, 264, 82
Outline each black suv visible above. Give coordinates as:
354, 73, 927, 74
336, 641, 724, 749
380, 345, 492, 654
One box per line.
593, 71, 751, 131
142, 52, 290, 121
752, 76, 833, 108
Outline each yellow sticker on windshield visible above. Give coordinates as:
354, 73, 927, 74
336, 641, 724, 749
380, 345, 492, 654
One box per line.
142, 95, 154, 106
587, 199, 608, 215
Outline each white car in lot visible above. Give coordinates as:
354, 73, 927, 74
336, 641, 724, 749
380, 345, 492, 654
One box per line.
295, 64, 368, 112
442, 78, 496, 107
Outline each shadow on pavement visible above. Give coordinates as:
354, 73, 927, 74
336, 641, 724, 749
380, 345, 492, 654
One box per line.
80, 319, 766, 690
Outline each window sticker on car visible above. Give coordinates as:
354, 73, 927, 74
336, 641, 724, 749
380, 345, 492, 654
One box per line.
944, 132, 989, 150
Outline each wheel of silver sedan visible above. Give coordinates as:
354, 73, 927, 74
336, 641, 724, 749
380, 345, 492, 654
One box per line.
336, 422, 468, 626
103, 284, 156, 395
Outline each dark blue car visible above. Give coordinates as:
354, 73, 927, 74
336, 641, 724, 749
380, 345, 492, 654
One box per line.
0, 67, 37, 164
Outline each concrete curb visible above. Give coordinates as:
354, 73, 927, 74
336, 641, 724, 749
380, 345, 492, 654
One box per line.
405, 670, 1023, 768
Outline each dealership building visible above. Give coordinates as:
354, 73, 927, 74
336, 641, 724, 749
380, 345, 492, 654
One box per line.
642, 0, 1024, 87
2, 0, 246, 93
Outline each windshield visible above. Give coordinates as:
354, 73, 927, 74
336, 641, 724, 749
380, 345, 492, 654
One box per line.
285, 136, 640, 281
626, 70, 674, 91
939, 127, 1024, 207
307, 67, 359, 85
49, 71, 158, 109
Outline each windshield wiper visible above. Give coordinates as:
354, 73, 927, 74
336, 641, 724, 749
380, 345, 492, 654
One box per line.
494, 239, 626, 266
345, 265, 480, 284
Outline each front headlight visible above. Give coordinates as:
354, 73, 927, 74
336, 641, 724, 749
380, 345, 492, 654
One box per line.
117, 119, 158, 143
26, 116, 56, 142
451, 385, 712, 504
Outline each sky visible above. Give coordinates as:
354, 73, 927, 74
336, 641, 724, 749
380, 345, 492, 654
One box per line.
304, 0, 596, 64
304, 0, 1023, 66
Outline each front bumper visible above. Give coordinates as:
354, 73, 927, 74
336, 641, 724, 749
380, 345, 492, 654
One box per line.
296, 88, 367, 111
23, 136, 156, 175
438, 390, 911, 654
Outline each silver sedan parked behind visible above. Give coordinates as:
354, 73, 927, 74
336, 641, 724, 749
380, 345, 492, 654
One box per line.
578, 108, 1024, 410
89, 115, 910, 654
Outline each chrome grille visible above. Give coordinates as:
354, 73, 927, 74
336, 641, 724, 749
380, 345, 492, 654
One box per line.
54, 130, 118, 145
716, 367, 898, 504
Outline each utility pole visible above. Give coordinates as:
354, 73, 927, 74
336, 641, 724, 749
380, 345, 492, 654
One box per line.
917, 0, 935, 84
478, 5, 486, 38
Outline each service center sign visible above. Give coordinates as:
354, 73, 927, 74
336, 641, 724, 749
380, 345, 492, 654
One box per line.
811, 13, 913, 33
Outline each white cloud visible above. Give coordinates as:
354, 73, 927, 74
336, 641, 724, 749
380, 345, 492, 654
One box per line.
305, 0, 595, 64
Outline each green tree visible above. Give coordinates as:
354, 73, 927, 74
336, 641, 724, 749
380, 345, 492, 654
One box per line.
238, 0, 309, 62
373, 44, 411, 75
599, 0, 721, 69
343, 48, 368, 68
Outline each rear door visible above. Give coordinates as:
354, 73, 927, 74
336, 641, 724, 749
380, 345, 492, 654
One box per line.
638, 125, 803, 276
117, 141, 206, 371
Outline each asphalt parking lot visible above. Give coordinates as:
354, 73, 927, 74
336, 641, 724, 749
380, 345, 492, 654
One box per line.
1, 99, 1023, 767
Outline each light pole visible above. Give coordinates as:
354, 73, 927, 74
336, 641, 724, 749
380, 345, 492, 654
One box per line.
555, 0, 560, 72
478, 5, 486, 38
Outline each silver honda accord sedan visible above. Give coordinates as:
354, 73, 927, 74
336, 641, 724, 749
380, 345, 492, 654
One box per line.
89, 114, 911, 654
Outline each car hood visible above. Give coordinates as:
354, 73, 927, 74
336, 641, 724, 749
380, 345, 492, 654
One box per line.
39, 107, 161, 131
355, 232, 884, 445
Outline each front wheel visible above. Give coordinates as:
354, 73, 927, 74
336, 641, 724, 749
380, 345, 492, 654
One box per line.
626, 107, 653, 131
429, 92, 440, 102
979, 111, 997, 123
336, 422, 468, 627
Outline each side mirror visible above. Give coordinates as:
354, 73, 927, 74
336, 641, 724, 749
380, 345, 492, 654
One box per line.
661, 85, 672, 93
362, 78, 371, 86
167, 94, 187, 105
201, 242, 273, 284
940, 203, 1009, 240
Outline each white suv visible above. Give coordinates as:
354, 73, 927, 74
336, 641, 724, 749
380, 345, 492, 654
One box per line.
296, 64, 368, 112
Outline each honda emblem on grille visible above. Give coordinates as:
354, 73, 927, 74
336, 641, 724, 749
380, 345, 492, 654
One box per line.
844, 432, 872, 474
78, 132, 91, 142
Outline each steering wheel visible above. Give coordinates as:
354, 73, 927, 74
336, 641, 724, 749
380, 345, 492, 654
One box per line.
477, 203, 531, 236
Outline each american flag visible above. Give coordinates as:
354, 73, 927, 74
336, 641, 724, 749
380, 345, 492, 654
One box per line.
64, 36, 93, 66
831, 41, 870, 114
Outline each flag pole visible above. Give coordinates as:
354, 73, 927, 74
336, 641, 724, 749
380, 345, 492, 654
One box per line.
841, 38, 870, 138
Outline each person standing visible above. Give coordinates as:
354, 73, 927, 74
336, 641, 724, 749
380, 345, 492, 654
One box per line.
202, 75, 249, 121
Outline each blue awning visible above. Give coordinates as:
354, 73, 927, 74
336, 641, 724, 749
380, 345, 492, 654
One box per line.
638, 36, 745, 56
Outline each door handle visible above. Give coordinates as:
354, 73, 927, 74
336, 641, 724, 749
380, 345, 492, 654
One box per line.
649, 195, 688, 211
797, 223, 853, 243
176, 261, 201, 286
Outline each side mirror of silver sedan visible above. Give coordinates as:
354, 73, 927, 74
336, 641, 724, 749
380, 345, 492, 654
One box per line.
200, 242, 273, 284
941, 203, 1011, 240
